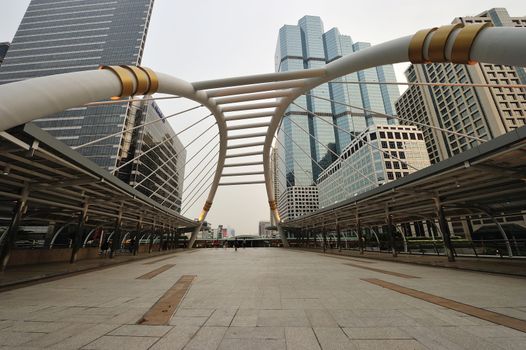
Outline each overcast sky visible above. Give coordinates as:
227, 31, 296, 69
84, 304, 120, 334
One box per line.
1, 1, 525, 234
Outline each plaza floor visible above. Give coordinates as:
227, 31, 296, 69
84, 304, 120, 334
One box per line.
0, 248, 525, 350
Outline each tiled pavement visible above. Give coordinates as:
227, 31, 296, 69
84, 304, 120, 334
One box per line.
0, 248, 525, 349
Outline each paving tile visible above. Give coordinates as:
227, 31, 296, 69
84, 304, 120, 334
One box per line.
257, 309, 310, 327
51, 324, 120, 350
0, 331, 44, 346
305, 309, 338, 327
108, 324, 172, 337
224, 326, 284, 339
285, 327, 321, 350
218, 338, 286, 350
205, 308, 237, 326
175, 308, 215, 317
343, 327, 412, 340
354, 339, 428, 350
82, 335, 158, 350
183, 326, 227, 350
149, 326, 199, 350
313, 327, 357, 350
168, 316, 208, 326
231, 309, 259, 327
462, 325, 526, 338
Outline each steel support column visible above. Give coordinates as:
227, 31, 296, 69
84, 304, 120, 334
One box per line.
0, 184, 29, 271
322, 224, 327, 253
386, 208, 397, 257
336, 219, 341, 252
109, 206, 123, 259
70, 200, 89, 263
434, 198, 455, 262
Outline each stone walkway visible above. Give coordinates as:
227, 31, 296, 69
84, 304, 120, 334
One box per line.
0, 248, 525, 349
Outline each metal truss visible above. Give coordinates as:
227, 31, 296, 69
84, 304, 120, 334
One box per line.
0, 24, 525, 249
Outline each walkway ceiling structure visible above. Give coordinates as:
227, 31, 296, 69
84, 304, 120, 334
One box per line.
0, 24, 525, 247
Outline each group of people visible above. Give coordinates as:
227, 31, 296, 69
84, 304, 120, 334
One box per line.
99, 238, 137, 256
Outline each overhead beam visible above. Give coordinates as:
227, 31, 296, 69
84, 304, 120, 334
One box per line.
226, 141, 265, 150
225, 151, 263, 158
222, 171, 264, 177
227, 132, 267, 140
227, 122, 270, 131
214, 90, 291, 105
221, 101, 280, 112
204, 79, 308, 98
223, 161, 264, 167
219, 181, 266, 186
224, 111, 275, 121
192, 68, 326, 90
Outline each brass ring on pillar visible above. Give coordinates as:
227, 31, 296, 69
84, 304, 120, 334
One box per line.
203, 201, 212, 211
408, 27, 437, 64
138, 66, 159, 95
121, 65, 150, 95
99, 65, 135, 99
451, 22, 493, 65
427, 23, 464, 62
269, 200, 277, 211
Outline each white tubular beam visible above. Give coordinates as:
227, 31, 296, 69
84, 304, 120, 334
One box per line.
227, 141, 265, 150
227, 122, 270, 131
205, 79, 308, 97
193, 68, 326, 90
219, 181, 265, 186
224, 111, 275, 121
222, 171, 264, 176
221, 101, 280, 112
469, 27, 526, 67
223, 161, 263, 167
227, 132, 267, 140
225, 151, 263, 158
214, 90, 292, 104
0, 69, 121, 131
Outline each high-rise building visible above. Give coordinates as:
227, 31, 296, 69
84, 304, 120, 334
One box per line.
258, 221, 271, 237
0, 42, 9, 66
317, 125, 430, 208
396, 8, 526, 164
0, 0, 155, 170
120, 99, 186, 212
275, 15, 400, 221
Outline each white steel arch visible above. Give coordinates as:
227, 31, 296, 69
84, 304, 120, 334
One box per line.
1, 25, 525, 248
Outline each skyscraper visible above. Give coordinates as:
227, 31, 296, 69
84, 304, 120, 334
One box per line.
122, 99, 186, 212
0, 42, 9, 66
396, 8, 526, 164
275, 15, 400, 221
0, 0, 155, 170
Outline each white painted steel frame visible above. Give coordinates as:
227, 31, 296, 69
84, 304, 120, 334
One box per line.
0, 26, 525, 248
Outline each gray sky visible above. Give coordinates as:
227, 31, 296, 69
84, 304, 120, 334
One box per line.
1, 0, 525, 234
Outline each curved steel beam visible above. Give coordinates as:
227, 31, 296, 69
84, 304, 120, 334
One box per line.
262, 26, 526, 243
0, 67, 228, 248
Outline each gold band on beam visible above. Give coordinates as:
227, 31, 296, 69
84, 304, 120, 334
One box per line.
269, 200, 277, 211
428, 23, 464, 62
203, 201, 212, 211
138, 66, 159, 95
121, 65, 150, 95
451, 22, 493, 65
99, 65, 135, 99
408, 28, 437, 64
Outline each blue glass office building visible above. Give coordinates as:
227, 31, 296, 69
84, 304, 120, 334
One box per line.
0, 0, 155, 171
275, 16, 400, 220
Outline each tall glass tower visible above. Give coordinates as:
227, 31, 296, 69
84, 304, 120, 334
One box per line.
0, 0, 155, 170
275, 15, 400, 221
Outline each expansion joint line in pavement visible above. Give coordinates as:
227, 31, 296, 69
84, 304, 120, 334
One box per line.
363, 278, 526, 333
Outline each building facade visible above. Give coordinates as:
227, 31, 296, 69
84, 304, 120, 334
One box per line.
0, 42, 9, 66
258, 221, 271, 237
0, 0, 155, 170
120, 99, 186, 212
396, 8, 526, 164
274, 15, 400, 221
317, 125, 430, 208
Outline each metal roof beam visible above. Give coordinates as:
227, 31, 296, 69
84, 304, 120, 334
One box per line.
227, 122, 270, 131
226, 141, 265, 150
227, 132, 267, 140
